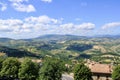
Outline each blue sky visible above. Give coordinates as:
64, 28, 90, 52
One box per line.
0, 0, 120, 39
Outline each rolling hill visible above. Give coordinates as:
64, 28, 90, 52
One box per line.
0, 34, 120, 63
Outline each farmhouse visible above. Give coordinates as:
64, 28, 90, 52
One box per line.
86, 60, 112, 80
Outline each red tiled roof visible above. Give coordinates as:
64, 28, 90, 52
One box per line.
88, 63, 112, 74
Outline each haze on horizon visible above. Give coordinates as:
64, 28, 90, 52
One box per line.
0, 0, 120, 39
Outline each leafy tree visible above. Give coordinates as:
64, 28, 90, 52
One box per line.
0, 58, 4, 71
74, 63, 92, 80
39, 57, 64, 80
0, 57, 5, 78
112, 65, 120, 80
0, 57, 20, 79
18, 58, 39, 80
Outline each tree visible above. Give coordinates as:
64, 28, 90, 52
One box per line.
18, 58, 39, 80
39, 57, 64, 80
0, 57, 5, 79
0, 57, 20, 79
0, 58, 4, 71
74, 63, 92, 80
112, 65, 120, 80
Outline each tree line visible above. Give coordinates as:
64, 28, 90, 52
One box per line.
0, 57, 65, 80
0, 57, 120, 80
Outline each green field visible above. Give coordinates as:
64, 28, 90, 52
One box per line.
0, 35, 120, 64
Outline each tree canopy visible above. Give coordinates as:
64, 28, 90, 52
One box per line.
0, 58, 4, 71
18, 58, 39, 80
112, 65, 120, 80
0, 57, 20, 79
74, 63, 92, 80
39, 57, 65, 80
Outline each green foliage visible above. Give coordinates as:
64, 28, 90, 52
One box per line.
112, 65, 120, 80
39, 57, 64, 80
0, 57, 20, 78
66, 43, 93, 52
18, 58, 39, 80
0, 45, 38, 58
37, 43, 60, 50
0, 58, 4, 72
0, 35, 120, 63
74, 63, 92, 80
75, 53, 91, 59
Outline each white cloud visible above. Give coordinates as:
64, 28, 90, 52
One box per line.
9, 0, 28, 3
55, 22, 95, 35
0, 15, 96, 38
0, 19, 23, 33
102, 22, 120, 29
0, 25, 13, 32
0, 15, 61, 33
12, 3, 35, 12
41, 0, 52, 3
60, 23, 74, 29
25, 15, 60, 24
60, 22, 95, 30
9, 0, 35, 12
0, 2, 7, 11
76, 23, 95, 30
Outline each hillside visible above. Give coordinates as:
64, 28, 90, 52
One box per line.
0, 34, 120, 63
0, 45, 39, 58
24, 34, 88, 42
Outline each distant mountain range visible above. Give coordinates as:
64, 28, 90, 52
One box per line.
92, 34, 120, 38
0, 34, 120, 62
0, 34, 120, 41
32, 34, 88, 41
0, 38, 13, 42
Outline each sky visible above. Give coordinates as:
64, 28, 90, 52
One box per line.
0, 0, 120, 39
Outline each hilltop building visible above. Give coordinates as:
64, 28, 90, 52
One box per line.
86, 60, 112, 80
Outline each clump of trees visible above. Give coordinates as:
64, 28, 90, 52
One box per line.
74, 63, 93, 80
1, 57, 120, 80
0, 57, 65, 80
18, 58, 39, 80
0, 57, 20, 79
39, 57, 65, 80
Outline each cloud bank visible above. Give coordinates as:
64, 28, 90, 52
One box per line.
9, 0, 35, 12
102, 22, 120, 29
0, 0, 36, 12
0, 15, 96, 38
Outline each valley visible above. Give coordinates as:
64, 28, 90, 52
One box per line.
0, 34, 120, 64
